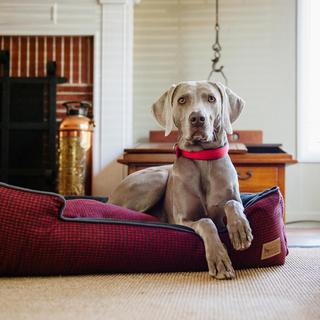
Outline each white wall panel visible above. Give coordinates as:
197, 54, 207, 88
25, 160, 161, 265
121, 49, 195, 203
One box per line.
133, 0, 295, 150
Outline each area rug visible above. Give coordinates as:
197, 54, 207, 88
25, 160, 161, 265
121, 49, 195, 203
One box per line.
0, 248, 319, 320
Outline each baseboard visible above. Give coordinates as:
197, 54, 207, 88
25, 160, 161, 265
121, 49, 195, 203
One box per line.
285, 210, 320, 223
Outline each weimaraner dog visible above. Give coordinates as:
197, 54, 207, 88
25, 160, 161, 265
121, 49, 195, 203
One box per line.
109, 81, 253, 279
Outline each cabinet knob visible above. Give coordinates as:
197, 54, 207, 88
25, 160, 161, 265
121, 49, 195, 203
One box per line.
237, 170, 253, 180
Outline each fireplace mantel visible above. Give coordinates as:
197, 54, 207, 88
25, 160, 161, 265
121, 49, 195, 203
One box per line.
0, 0, 139, 196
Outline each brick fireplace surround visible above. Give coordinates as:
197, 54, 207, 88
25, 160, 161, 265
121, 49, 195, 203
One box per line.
0, 36, 94, 120
0, 0, 138, 196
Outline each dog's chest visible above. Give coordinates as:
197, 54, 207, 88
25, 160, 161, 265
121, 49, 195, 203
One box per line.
196, 157, 238, 206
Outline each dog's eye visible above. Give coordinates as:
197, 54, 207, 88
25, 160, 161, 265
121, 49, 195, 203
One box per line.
208, 95, 216, 103
178, 97, 186, 104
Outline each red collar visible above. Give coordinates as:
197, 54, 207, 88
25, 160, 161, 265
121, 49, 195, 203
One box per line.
175, 143, 229, 160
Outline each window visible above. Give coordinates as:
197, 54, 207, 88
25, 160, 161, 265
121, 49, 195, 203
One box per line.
298, 0, 320, 162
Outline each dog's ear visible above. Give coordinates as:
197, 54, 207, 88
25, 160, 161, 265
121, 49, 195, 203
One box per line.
211, 82, 245, 134
151, 84, 177, 136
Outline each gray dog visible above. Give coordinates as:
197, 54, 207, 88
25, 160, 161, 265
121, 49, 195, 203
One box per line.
110, 81, 253, 279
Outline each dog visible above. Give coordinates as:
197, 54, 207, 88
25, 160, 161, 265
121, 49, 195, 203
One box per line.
109, 81, 253, 279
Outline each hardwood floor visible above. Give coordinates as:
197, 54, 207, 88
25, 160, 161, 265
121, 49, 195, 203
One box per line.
285, 221, 320, 247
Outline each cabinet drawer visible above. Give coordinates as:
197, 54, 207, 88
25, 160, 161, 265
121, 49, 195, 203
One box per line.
235, 166, 278, 193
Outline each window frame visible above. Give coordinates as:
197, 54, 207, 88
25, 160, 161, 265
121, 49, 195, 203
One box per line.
297, 0, 320, 162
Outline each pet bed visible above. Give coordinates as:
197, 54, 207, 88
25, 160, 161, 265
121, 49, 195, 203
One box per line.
0, 182, 287, 276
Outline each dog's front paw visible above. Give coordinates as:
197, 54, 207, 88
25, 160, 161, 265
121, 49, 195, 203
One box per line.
208, 245, 235, 280
227, 215, 253, 251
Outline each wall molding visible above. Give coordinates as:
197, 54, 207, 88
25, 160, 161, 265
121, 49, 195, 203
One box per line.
286, 210, 320, 223
91, 0, 134, 196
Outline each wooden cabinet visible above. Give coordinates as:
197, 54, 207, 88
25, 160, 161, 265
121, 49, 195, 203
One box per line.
117, 131, 297, 221
118, 143, 296, 202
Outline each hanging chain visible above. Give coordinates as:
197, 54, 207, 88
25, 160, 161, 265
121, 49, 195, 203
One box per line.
207, 0, 228, 85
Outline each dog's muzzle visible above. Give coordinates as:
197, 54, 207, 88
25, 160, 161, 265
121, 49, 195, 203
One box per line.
189, 111, 206, 128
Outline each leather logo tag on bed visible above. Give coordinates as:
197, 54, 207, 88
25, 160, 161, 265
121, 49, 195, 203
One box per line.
261, 238, 281, 260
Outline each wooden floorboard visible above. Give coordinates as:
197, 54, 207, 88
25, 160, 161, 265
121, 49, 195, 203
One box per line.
286, 222, 320, 247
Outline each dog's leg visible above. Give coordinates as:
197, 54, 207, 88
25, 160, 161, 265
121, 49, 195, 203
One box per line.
167, 162, 235, 280
180, 218, 235, 279
224, 200, 253, 251
109, 165, 171, 212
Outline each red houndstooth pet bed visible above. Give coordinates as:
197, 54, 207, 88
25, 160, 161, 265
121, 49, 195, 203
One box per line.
0, 182, 288, 276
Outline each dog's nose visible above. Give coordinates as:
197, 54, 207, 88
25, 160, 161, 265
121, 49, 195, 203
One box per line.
189, 111, 206, 127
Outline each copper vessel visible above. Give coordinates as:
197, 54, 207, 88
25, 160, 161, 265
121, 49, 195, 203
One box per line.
57, 101, 94, 195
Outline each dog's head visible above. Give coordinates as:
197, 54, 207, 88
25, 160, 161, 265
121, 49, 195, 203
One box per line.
151, 81, 244, 147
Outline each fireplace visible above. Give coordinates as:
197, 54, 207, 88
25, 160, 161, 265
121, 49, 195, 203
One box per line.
0, 0, 136, 196
0, 36, 94, 192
